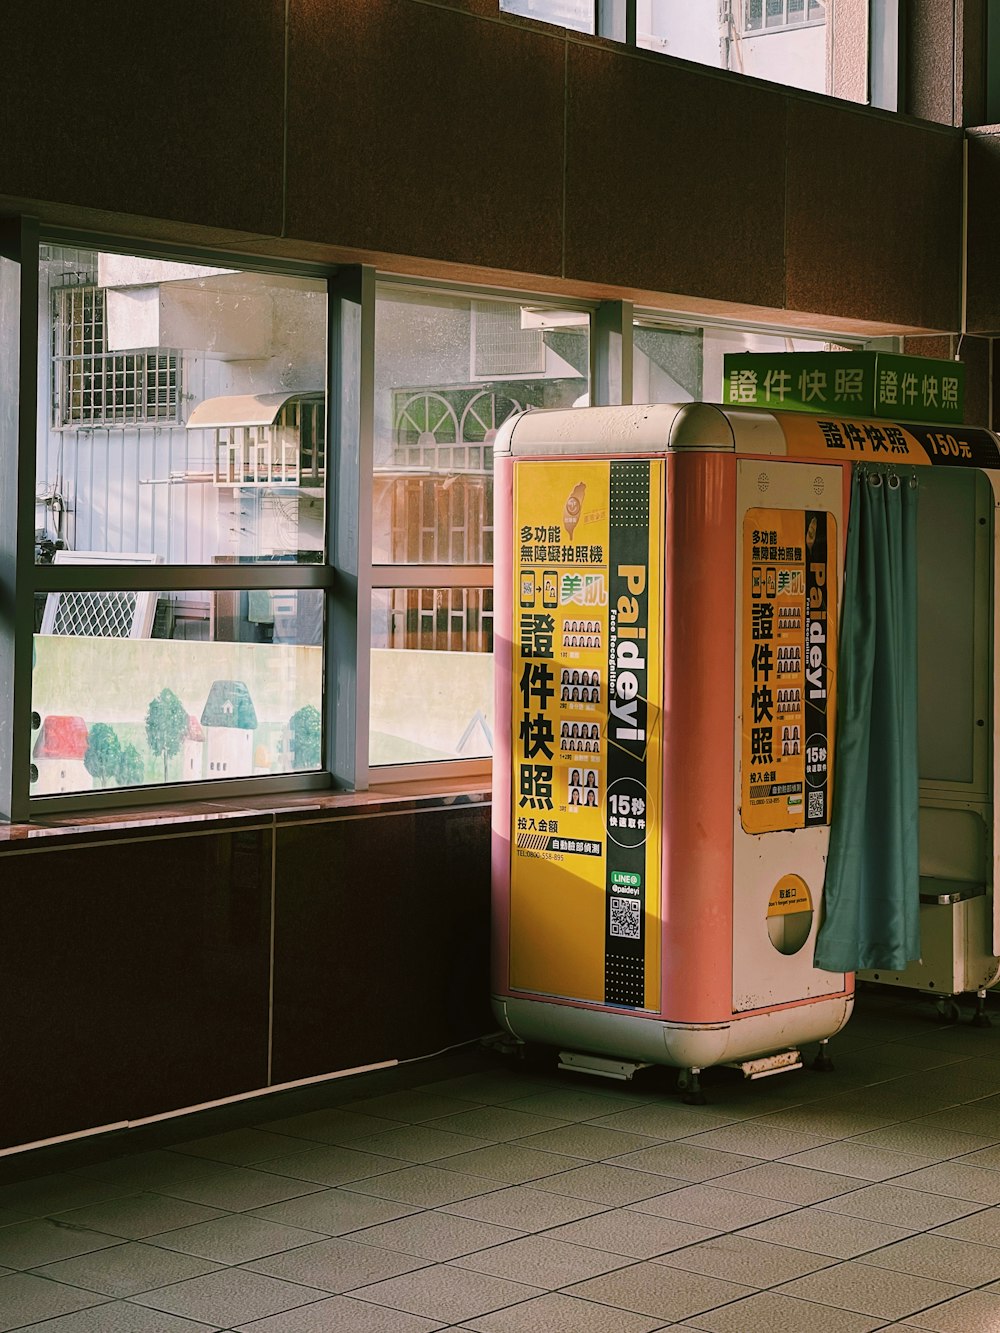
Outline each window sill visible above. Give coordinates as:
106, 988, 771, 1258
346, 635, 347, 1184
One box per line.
0, 779, 492, 849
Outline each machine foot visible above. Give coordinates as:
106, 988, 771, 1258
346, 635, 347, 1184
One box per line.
677, 1066, 706, 1105
811, 1039, 835, 1073
934, 997, 962, 1023
481, 1032, 525, 1059
973, 989, 993, 1028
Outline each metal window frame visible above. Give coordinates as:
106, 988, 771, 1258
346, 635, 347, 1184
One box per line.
500, 0, 598, 34
366, 277, 598, 783
870, 0, 903, 113
630, 306, 890, 346
14, 227, 345, 818
0, 217, 41, 823
0, 219, 910, 820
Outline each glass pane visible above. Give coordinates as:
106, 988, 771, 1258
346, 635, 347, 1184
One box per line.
370, 587, 494, 765
744, 0, 764, 33
500, 0, 595, 33
632, 324, 703, 404
31, 588, 323, 793
636, 0, 836, 100
374, 286, 590, 564
37, 246, 327, 565
633, 320, 870, 407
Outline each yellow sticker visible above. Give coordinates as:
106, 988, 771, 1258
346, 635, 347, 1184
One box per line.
741, 507, 836, 834
509, 458, 663, 1010
767, 873, 813, 917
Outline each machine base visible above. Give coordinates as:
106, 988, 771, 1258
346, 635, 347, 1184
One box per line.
494, 992, 853, 1072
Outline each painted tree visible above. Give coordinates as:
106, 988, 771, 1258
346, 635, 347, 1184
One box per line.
145, 687, 188, 782
117, 742, 145, 788
289, 704, 322, 769
84, 722, 122, 788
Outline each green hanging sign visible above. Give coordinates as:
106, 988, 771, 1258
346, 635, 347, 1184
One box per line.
722, 352, 964, 425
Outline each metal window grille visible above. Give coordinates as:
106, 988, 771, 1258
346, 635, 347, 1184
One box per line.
297, 396, 326, 485
389, 474, 493, 565
41, 589, 158, 638
744, 0, 823, 32
388, 587, 494, 653
52, 285, 180, 427
393, 387, 522, 471
212, 396, 326, 488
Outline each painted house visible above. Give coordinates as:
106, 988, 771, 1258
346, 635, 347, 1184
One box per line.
200, 681, 258, 778
182, 714, 205, 781
32, 715, 91, 794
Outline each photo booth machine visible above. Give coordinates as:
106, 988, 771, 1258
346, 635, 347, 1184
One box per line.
491, 402, 1000, 1095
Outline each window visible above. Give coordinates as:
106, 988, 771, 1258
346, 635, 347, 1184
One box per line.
30, 244, 328, 801
502, 1, 889, 108
743, 0, 825, 33
632, 318, 876, 406
1, 227, 902, 818
37, 248, 327, 565
500, 0, 594, 33
370, 284, 591, 770
52, 282, 179, 427
639, 0, 830, 95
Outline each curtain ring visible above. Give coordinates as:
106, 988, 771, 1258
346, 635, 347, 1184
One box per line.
869, 473, 883, 488
909, 474, 918, 489
887, 473, 900, 489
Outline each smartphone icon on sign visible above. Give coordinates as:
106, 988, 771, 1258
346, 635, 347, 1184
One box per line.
766, 566, 777, 598
543, 571, 558, 608
751, 566, 762, 599
520, 571, 536, 607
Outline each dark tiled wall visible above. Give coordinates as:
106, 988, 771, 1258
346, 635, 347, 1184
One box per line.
3, 2, 286, 234
784, 104, 962, 330
0, 803, 492, 1152
0, 828, 272, 1150
563, 44, 788, 309
1, 1, 965, 331
271, 803, 493, 1085
286, 2, 566, 276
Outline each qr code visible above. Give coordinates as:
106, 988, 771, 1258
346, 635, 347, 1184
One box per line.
808, 791, 824, 820
610, 897, 641, 939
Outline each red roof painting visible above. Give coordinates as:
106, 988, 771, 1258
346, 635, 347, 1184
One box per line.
33, 715, 89, 760
185, 714, 204, 742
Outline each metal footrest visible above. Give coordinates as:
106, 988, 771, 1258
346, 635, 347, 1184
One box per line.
727, 1049, 802, 1080
558, 1051, 650, 1081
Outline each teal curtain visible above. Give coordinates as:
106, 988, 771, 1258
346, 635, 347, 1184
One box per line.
814, 465, 921, 972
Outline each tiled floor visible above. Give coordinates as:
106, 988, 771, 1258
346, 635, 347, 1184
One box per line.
1, 986, 999, 1331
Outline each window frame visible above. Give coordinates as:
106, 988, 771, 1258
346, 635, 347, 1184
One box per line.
368, 276, 597, 784
504, 1, 899, 114
741, 0, 826, 38
0, 219, 902, 822
13, 227, 340, 819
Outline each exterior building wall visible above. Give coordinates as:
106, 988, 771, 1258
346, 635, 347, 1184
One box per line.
827, 0, 869, 105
